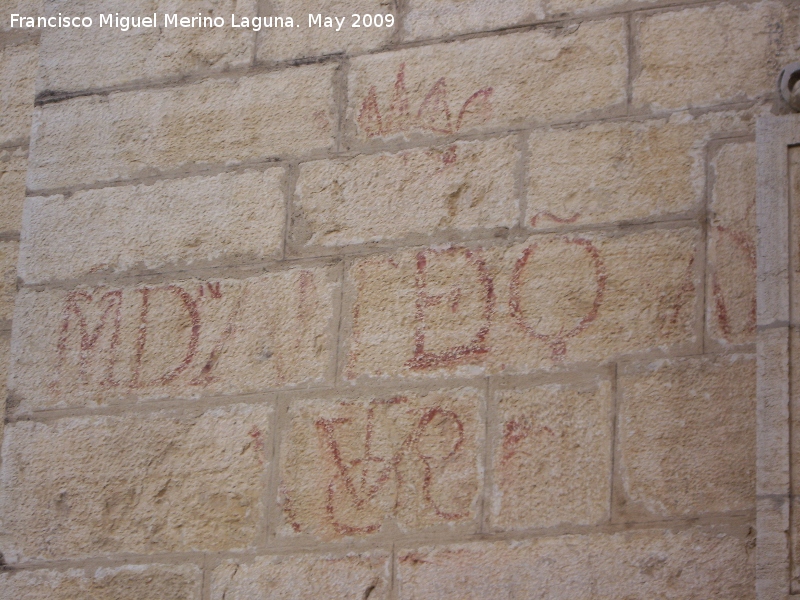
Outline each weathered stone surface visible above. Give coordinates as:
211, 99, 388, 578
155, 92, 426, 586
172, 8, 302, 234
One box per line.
757, 116, 797, 329
0, 332, 10, 445
789, 328, 800, 588
791, 495, 800, 592
757, 495, 790, 599
490, 378, 612, 531
20, 168, 286, 284
344, 227, 700, 380
791, 150, 800, 589
792, 326, 800, 494
791, 146, 800, 325
257, 0, 395, 63
0, 241, 17, 322
396, 528, 754, 598
618, 354, 755, 517
211, 552, 390, 599
0, 0, 777, 594
402, 0, 665, 39
37, 0, 255, 93
791, 339, 800, 480
347, 19, 626, 142
402, 0, 545, 40
28, 64, 336, 191
547, 0, 658, 17
278, 388, 483, 539
707, 141, 757, 346
757, 326, 790, 498
632, 2, 795, 112
10, 266, 337, 412
0, 403, 272, 561
0, 147, 27, 232
528, 111, 753, 230
0, 41, 37, 146
0, 564, 201, 599
293, 137, 518, 249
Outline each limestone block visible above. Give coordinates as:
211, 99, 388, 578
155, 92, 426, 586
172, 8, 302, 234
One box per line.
0, 564, 201, 600
0, 41, 37, 146
28, 64, 336, 191
10, 266, 337, 412
756, 116, 796, 328
278, 388, 483, 540
0, 147, 27, 233
632, 2, 796, 111
527, 111, 754, 231
344, 227, 700, 381
618, 354, 756, 517
0, 241, 17, 321
347, 18, 626, 143
756, 495, 790, 599
37, 0, 256, 94
402, 0, 545, 40
789, 328, 800, 498
396, 528, 754, 598
292, 137, 518, 249
707, 141, 757, 346
211, 552, 390, 599
489, 378, 612, 531
21, 168, 286, 284
0, 403, 272, 561
257, 0, 395, 63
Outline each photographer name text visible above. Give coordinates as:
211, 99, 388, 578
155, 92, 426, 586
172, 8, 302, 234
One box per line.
9, 12, 395, 32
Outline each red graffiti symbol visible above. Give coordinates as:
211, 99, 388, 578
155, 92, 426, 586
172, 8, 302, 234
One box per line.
248, 425, 266, 465
657, 255, 696, 334
456, 88, 493, 133
359, 87, 383, 138
198, 281, 222, 299
57, 289, 123, 386
386, 62, 410, 133
529, 211, 581, 228
510, 237, 607, 360
131, 284, 201, 387
399, 552, 430, 565
405, 247, 495, 370
191, 283, 239, 386
501, 417, 532, 464
442, 145, 457, 165
280, 482, 303, 533
417, 78, 452, 135
52, 280, 249, 394
711, 225, 756, 340
413, 406, 466, 520
500, 417, 554, 465
312, 397, 467, 535
358, 63, 493, 165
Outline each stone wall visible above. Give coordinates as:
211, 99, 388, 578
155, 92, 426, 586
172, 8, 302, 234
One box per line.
0, 0, 797, 597
0, 0, 39, 572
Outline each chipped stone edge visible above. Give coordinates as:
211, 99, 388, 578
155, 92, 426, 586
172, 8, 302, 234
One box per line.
756, 114, 800, 600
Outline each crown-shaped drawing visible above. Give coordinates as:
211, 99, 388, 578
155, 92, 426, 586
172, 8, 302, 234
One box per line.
358, 63, 494, 138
